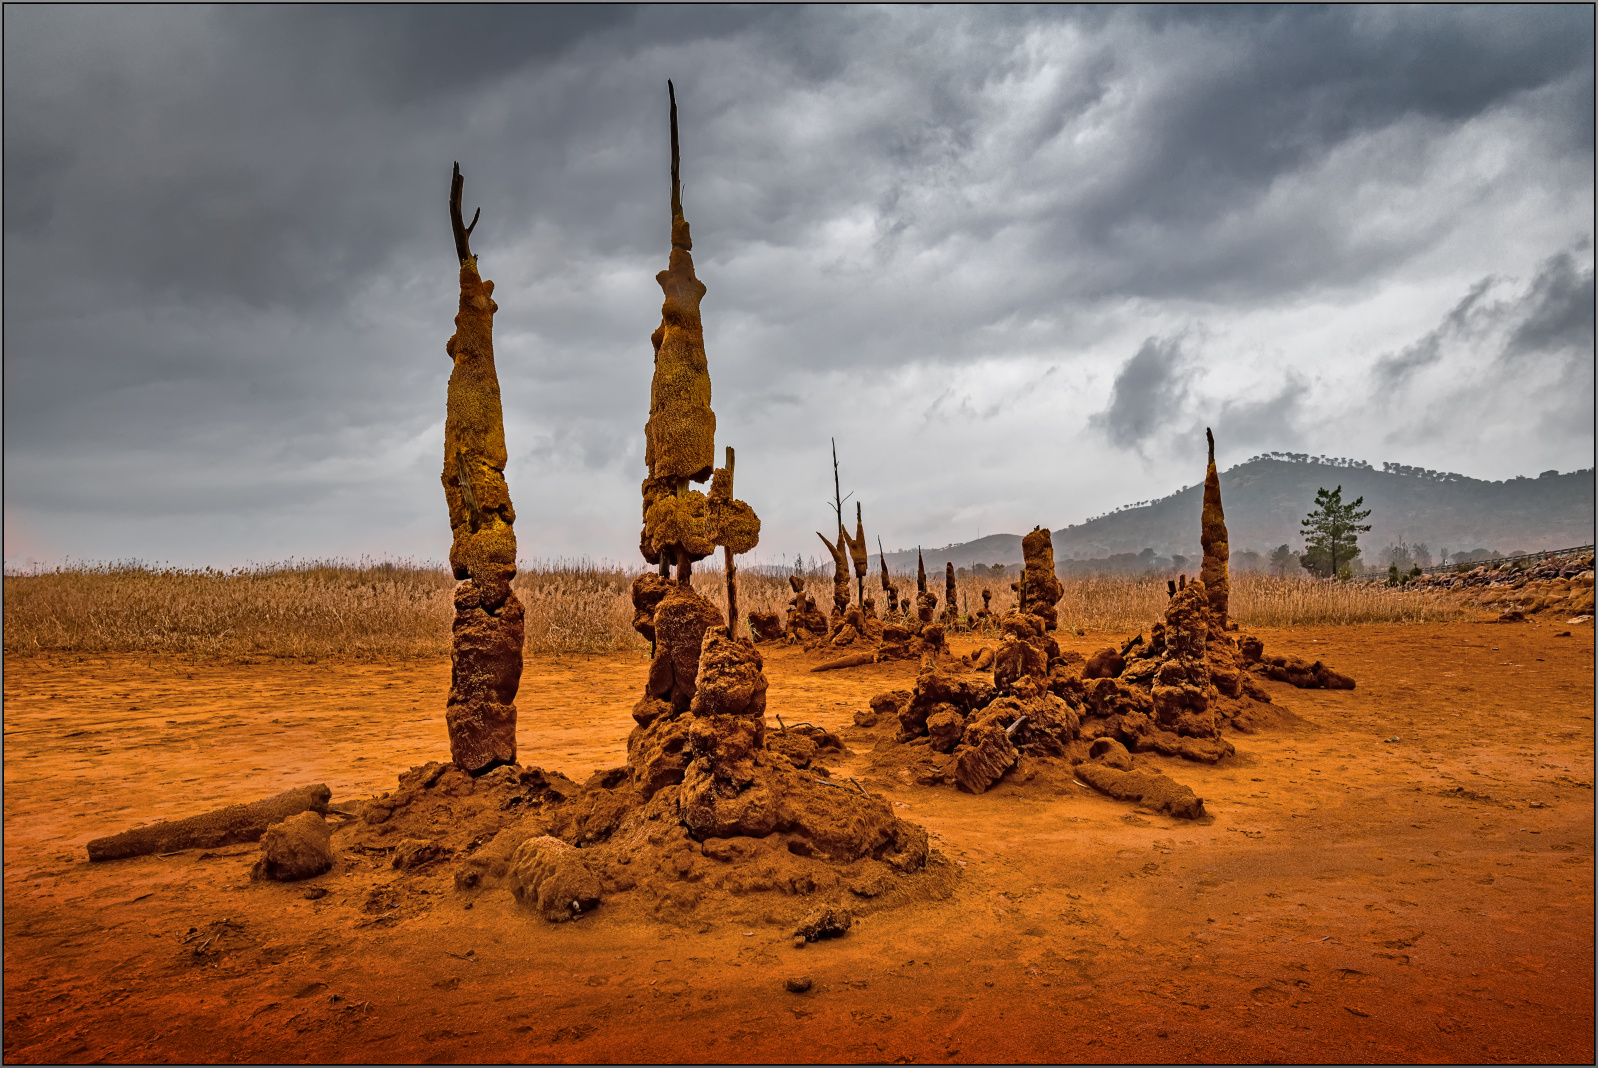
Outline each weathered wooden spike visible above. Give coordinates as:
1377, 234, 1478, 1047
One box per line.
668, 80, 682, 222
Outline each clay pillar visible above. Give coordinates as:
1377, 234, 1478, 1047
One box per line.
442, 163, 523, 775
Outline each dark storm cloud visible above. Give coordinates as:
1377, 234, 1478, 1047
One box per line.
1502, 249, 1596, 364
1375, 245, 1595, 391
3, 5, 1592, 565
1091, 336, 1191, 450
1023, 5, 1594, 301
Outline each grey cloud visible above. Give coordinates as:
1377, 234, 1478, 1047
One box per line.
1502, 250, 1595, 363
1092, 336, 1192, 450
1372, 245, 1595, 470
1375, 277, 1498, 386
1211, 374, 1308, 450
3, 6, 1592, 566
1374, 246, 1594, 394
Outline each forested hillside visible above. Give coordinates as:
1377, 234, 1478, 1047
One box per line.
880, 459, 1594, 572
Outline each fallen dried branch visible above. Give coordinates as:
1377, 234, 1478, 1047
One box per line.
809, 651, 877, 673
86, 784, 330, 862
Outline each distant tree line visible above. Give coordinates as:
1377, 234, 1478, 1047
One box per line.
1245, 451, 1372, 469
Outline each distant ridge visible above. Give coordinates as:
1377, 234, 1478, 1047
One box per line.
879, 458, 1595, 571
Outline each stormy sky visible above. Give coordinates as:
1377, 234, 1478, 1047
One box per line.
5, 5, 1593, 570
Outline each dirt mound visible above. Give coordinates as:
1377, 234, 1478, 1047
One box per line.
748, 610, 786, 642
636, 584, 724, 719
1250, 653, 1356, 690
361, 608, 946, 927
1084, 646, 1125, 679
869, 570, 1291, 796
630, 573, 674, 644
781, 575, 829, 641
355, 752, 950, 928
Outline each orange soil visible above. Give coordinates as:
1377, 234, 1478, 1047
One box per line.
4, 623, 1593, 1064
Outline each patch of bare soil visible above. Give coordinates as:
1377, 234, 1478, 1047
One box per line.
4, 623, 1593, 1064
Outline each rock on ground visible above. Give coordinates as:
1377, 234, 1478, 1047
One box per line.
953, 713, 1019, 794
251, 811, 335, 881
508, 835, 603, 922
794, 906, 853, 942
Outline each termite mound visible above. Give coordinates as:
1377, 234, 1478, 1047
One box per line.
353, 84, 947, 929
441, 162, 524, 776
860, 431, 1356, 812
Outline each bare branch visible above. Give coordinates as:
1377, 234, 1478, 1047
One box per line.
449, 162, 480, 264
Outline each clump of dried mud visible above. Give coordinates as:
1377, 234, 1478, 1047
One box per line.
857, 434, 1367, 818
350, 739, 954, 928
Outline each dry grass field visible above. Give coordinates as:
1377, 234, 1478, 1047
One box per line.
3, 561, 1459, 661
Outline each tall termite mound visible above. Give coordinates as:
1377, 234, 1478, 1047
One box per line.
639, 83, 717, 585
1199, 427, 1230, 628
352, 84, 943, 932
442, 163, 524, 776
626, 89, 929, 876
1020, 527, 1065, 630
913, 550, 938, 631
632, 82, 729, 738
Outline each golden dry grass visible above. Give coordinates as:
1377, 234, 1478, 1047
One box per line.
3, 559, 1461, 661
3, 560, 456, 661
926, 570, 1461, 633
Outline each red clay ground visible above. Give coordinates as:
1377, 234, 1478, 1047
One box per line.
4, 622, 1593, 1064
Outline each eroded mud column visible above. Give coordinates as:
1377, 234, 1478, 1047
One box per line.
633, 82, 725, 732
1019, 527, 1065, 631
1151, 579, 1218, 739
817, 527, 852, 633
442, 163, 524, 775
1200, 428, 1230, 628
845, 505, 870, 606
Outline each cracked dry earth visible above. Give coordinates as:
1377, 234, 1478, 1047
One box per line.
4, 622, 1593, 1064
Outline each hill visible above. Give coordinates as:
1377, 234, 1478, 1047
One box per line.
881, 458, 1595, 573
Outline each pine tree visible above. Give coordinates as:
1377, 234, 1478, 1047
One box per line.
1268, 544, 1297, 577
1299, 486, 1372, 579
